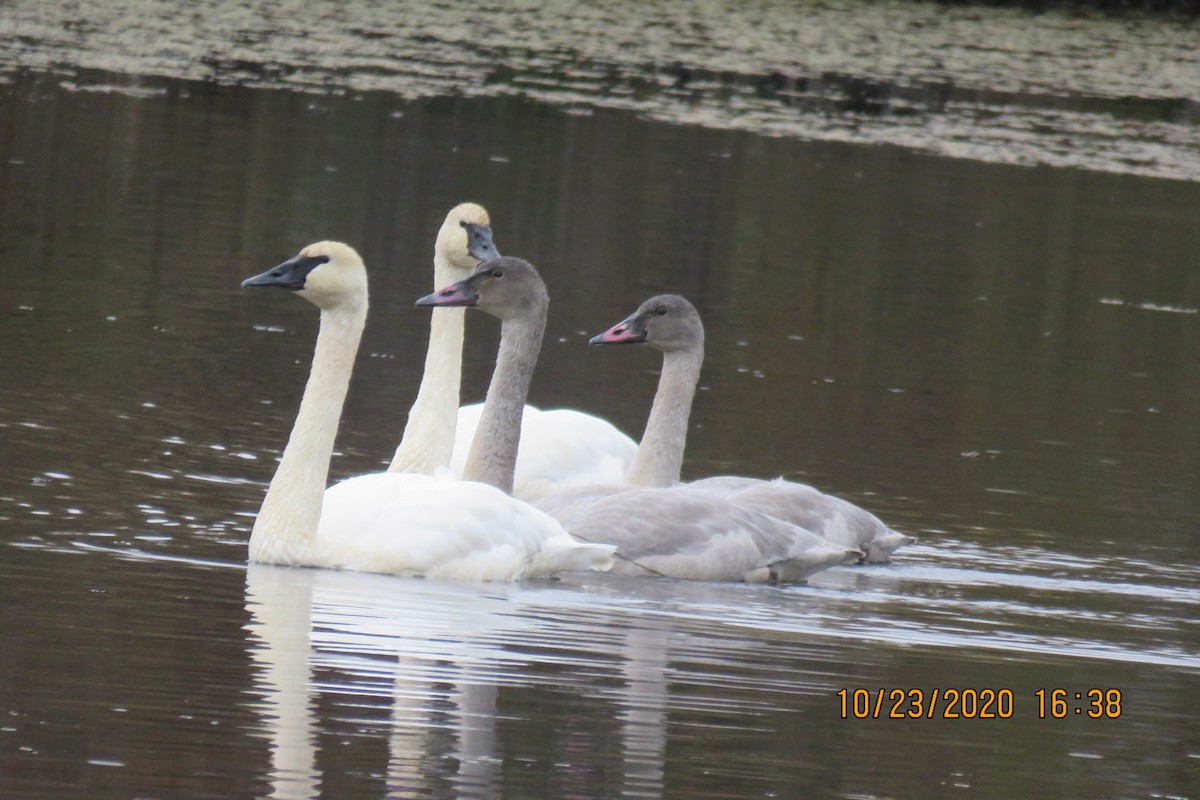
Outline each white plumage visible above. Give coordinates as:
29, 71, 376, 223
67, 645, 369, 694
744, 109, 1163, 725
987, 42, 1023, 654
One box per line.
453, 403, 637, 501
389, 202, 636, 496
242, 241, 613, 581
317, 473, 612, 580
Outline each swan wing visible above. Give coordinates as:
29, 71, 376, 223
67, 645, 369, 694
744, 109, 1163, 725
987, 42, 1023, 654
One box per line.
508, 409, 637, 499
452, 404, 636, 502
686, 475, 762, 493
528, 483, 630, 519
317, 472, 612, 580
450, 402, 540, 479
538, 486, 854, 583
691, 477, 914, 562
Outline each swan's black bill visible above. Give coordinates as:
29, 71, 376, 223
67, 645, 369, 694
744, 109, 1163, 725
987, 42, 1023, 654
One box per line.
242, 254, 330, 290
461, 221, 500, 263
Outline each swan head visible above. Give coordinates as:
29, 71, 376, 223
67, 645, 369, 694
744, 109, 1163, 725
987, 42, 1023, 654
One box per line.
436, 202, 500, 269
589, 294, 703, 353
241, 241, 368, 311
416, 256, 547, 322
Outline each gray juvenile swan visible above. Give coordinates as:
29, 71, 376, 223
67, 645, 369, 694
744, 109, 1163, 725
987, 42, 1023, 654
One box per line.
586, 294, 914, 563
241, 241, 613, 580
385, 202, 636, 498
536, 482, 862, 583
533, 297, 861, 583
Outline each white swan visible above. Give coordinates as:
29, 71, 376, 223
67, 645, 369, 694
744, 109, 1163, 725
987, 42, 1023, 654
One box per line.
241, 241, 613, 580
451, 403, 637, 501
388, 202, 497, 475
385, 202, 636, 497
588, 294, 915, 563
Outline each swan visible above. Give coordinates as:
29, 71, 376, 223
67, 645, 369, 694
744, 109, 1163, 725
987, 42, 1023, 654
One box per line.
388, 202, 498, 475
451, 402, 637, 501
529, 305, 860, 583
535, 482, 862, 583
385, 202, 636, 497
241, 241, 613, 580
587, 294, 915, 563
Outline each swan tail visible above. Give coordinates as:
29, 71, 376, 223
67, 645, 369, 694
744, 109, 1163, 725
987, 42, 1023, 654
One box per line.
748, 545, 863, 584
862, 530, 918, 563
528, 539, 616, 576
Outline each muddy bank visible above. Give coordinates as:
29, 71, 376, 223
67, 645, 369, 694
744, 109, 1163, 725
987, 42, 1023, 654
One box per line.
933, 0, 1199, 14
0, 0, 1197, 180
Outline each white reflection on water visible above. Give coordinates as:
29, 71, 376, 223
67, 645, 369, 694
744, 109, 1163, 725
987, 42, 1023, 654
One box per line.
231, 542, 1200, 796
5, 537, 1196, 798
33, 530, 1200, 680
231, 532, 1200, 796
1098, 298, 1200, 315
243, 564, 677, 799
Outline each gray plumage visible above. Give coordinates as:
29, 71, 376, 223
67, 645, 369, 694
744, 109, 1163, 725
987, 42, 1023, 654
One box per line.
544, 293, 914, 574
454, 257, 549, 495
536, 484, 861, 583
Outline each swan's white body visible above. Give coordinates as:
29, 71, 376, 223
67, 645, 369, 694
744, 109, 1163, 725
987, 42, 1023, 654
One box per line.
452, 403, 637, 501
317, 473, 612, 580
388, 203, 636, 495
244, 241, 612, 580
582, 296, 913, 562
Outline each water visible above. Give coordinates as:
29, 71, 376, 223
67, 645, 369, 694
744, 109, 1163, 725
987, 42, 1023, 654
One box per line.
2, 2, 1199, 798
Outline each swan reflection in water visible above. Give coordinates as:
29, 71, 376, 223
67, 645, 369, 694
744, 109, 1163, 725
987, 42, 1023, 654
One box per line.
242, 564, 672, 798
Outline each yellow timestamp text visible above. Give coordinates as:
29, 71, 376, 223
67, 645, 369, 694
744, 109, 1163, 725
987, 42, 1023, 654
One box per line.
1034, 688, 1122, 718
835, 688, 1123, 719
837, 688, 1014, 719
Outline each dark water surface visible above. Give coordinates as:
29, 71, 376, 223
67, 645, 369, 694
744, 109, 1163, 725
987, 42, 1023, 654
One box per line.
2, 4, 1200, 799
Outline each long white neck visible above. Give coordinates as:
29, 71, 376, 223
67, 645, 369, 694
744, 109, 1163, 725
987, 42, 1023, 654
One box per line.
461, 307, 545, 494
388, 249, 470, 473
624, 346, 703, 487
249, 302, 366, 563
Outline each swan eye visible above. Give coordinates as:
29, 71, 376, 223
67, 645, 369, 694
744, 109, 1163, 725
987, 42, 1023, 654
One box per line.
491, 269, 504, 278
654, 307, 667, 316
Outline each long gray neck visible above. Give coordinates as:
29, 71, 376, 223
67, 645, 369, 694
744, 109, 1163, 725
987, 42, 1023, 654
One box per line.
460, 306, 546, 494
388, 249, 469, 473
250, 302, 366, 563
625, 346, 703, 487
